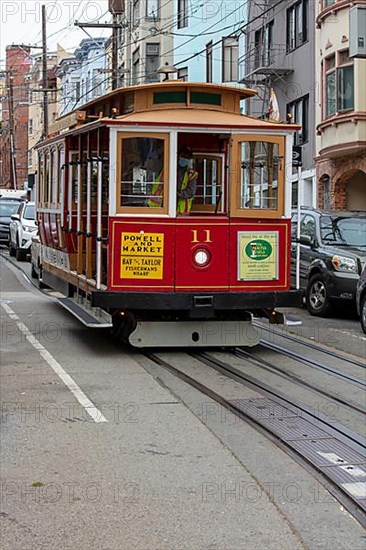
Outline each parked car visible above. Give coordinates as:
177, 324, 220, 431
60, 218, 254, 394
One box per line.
0, 189, 27, 201
9, 201, 37, 261
291, 208, 366, 316
356, 265, 366, 334
0, 199, 22, 246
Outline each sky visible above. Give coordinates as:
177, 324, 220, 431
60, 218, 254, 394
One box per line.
0, 1, 111, 68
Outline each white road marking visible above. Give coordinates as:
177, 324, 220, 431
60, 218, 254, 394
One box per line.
1, 302, 108, 423
341, 482, 366, 499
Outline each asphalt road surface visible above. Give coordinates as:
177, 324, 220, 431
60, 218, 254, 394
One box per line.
1, 251, 365, 549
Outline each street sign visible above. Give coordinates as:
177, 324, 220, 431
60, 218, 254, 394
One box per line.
292, 146, 302, 167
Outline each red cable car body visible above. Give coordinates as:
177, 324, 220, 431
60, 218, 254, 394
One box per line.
35, 82, 302, 347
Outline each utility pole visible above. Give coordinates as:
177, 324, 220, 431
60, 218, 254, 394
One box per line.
42, 4, 48, 138
111, 13, 118, 89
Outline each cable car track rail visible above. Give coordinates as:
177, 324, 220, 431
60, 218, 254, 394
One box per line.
145, 351, 366, 527
196, 352, 365, 452
233, 348, 365, 414
256, 341, 366, 388
255, 322, 366, 370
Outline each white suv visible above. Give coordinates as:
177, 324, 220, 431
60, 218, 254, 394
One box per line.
9, 201, 37, 261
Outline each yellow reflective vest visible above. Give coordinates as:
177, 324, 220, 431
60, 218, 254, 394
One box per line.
177, 168, 198, 214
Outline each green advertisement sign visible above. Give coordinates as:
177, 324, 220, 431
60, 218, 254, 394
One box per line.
238, 232, 279, 281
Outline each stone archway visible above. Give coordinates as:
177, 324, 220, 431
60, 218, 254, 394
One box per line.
346, 170, 366, 211
333, 169, 366, 211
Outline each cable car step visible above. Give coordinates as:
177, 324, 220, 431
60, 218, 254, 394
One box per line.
57, 297, 112, 328
129, 321, 260, 348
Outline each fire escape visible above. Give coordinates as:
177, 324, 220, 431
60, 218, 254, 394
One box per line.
239, 37, 294, 119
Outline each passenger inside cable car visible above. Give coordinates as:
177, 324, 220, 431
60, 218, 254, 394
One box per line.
176, 146, 198, 215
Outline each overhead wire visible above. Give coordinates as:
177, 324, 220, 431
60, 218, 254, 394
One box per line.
3, 0, 289, 121
163, 0, 249, 60
0, 3, 110, 67
53, 0, 212, 80
174, 0, 287, 67
40, 1, 247, 113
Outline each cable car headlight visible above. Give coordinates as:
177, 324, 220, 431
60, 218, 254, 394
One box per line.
193, 249, 211, 267
331, 255, 357, 273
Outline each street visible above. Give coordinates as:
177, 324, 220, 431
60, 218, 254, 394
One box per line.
1, 250, 365, 549
1, 2, 365, 547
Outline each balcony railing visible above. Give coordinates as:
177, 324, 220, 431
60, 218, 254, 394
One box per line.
239, 43, 293, 85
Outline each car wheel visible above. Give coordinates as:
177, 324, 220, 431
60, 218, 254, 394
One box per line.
16, 248, 27, 261
306, 274, 332, 317
361, 294, 366, 335
9, 241, 16, 256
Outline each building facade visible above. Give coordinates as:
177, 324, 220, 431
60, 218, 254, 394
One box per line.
172, 1, 247, 84
242, 0, 317, 207
0, 45, 31, 190
26, 53, 58, 191
57, 38, 108, 117
116, 0, 174, 86
316, 1, 366, 211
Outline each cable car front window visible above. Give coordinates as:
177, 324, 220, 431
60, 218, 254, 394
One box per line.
240, 141, 279, 210
120, 136, 165, 208
191, 155, 224, 213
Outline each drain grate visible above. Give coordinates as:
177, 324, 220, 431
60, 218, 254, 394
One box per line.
230, 397, 366, 509
232, 398, 300, 420
231, 398, 329, 441
261, 416, 330, 441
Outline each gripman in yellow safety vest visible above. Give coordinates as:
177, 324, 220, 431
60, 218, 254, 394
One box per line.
176, 147, 198, 215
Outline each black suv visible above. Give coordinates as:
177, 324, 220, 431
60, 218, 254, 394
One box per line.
291, 208, 366, 316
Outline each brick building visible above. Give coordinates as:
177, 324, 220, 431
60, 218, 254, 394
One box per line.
0, 45, 31, 189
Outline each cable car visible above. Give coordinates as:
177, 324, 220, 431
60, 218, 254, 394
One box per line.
35, 81, 302, 347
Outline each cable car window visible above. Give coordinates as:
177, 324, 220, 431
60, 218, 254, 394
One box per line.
118, 134, 169, 212
191, 155, 224, 213
231, 136, 285, 217
38, 154, 44, 206
102, 156, 109, 209
190, 92, 221, 105
45, 150, 50, 205
71, 153, 78, 205
91, 158, 98, 207
240, 141, 279, 209
51, 148, 58, 205
59, 147, 65, 205
81, 153, 87, 207
153, 91, 187, 104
